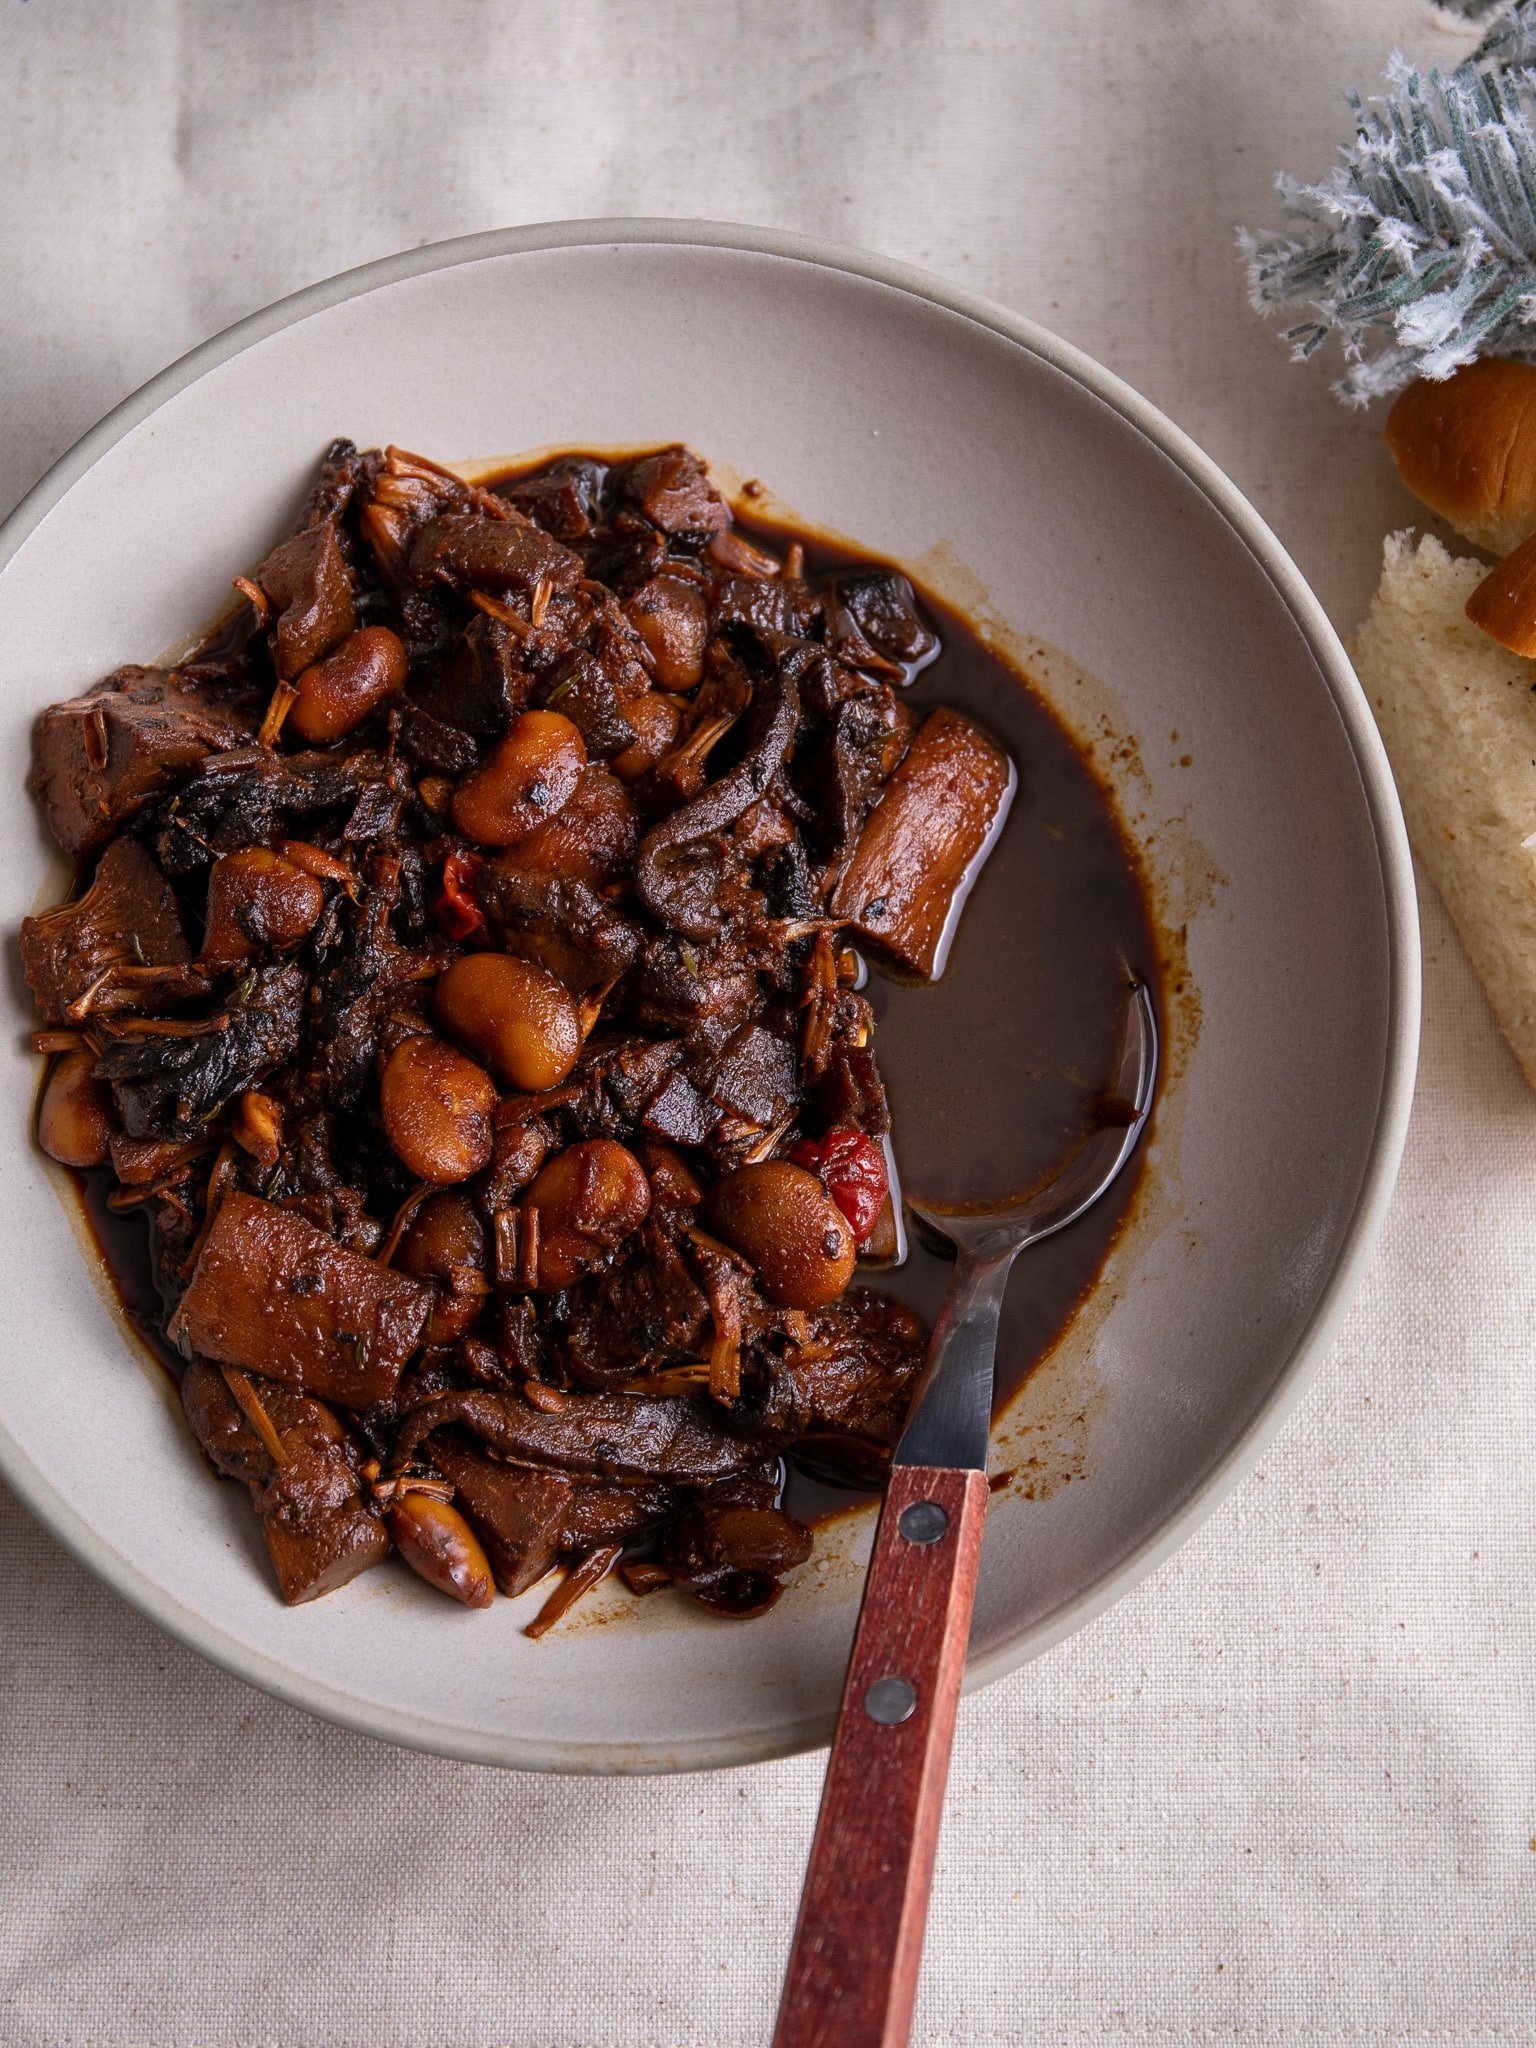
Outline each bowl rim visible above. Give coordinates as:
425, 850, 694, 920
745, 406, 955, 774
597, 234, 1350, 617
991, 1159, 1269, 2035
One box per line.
0, 217, 1420, 1775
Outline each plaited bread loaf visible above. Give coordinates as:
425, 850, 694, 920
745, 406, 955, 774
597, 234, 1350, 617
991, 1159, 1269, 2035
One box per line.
1384, 358, 1536, 556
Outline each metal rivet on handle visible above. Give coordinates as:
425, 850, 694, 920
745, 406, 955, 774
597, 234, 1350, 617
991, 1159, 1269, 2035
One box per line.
864, 1676, 917, 1725
898, 1500, 949, 1545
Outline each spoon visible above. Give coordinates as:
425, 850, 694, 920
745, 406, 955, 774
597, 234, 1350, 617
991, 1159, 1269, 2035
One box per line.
773, 976, 1158, 2048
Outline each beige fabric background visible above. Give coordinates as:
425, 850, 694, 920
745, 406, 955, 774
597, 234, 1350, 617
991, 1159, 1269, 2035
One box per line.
2, 2, 1532, 2042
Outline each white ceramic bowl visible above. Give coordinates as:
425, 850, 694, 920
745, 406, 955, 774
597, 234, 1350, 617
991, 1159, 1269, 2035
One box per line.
0, 222, 1418, 1772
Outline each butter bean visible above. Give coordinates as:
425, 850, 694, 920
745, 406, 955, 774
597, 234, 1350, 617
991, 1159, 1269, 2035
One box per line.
289, 626, 408, 743
396, 1189, 490, 1345
624, 575, 709, 689
434, 953, 581, 1092
451, 710, 586, 846
523, 1139, 650, 1289
380, 1035, 496, 1184
706, 1161, 856, 1310
611, 691, 683, 783
37, 1048, 114, 1168
201, 848, 324, 967
388, 1492, 494, 1607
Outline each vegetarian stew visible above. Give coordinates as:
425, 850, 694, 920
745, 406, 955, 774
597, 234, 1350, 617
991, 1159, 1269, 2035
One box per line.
21, 440, 1153, 1632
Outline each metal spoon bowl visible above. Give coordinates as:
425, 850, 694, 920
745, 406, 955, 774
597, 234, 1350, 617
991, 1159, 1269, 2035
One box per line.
896, 974, 1159, 1472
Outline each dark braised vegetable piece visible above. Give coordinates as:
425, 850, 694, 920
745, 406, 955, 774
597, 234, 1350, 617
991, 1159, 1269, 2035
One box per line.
633, 655, 800, 938
23, 438, 1021, 1625
559, 1480, 681, 1551
408, 511, 583, 594
830, 705, 1014, 978
427, 1436, 571, 1597
748, 1291, 928, 1457
488, 1109, 553, 1200
524, 1545, 623, 1639
711, 570, 823, 642
814, 1040, 891, 1138
561, 1221, 712, 1384
171, 1192, 431, 1407
613, 446, 731, 536
828, 568, 938, 669
30, 666, 254, 858
539, 650, 642, 762
478, 864, 642, 994
415, 614, 530, 736
145, 747, 400, 878
248, 521, 357, 681
392, 1386, 765, 1485
661, 1502, 814, 1618
639, 1140, 705, 1210
96, 960, 306, 1142
182, 1361, 389, 1604
707, 1024, 799, 1130
21, 835, 193, 1024
500, 455, 606, 541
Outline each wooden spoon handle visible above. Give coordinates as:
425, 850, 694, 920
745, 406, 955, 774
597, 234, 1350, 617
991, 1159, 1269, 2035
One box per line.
773, 1462, 990, 2048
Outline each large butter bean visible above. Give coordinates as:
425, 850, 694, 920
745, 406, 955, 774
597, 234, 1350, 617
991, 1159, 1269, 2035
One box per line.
37, 1048, 114, 1168
610, 691, 683, 783
523, 1139, 650, 1289
434, 953, 581, 1092
706, 1161, 856, 1310
624, 575, 709, 689
451, 711, 586, 846
380, 1036, 496, 1184
201, 847, 324, 967
289, 626, 408, 743
396, 1189, 490, 1345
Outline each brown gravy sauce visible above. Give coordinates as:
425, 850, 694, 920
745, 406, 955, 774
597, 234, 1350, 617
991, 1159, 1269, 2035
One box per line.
63, 472, 1160, 1535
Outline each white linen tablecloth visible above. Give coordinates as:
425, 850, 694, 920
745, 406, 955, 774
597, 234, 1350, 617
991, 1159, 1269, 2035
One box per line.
2, 3, 1532, 2041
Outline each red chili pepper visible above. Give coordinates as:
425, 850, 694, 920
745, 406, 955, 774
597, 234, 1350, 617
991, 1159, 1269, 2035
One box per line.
788, 1127, 888, 1243
434, 849, 485, 940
